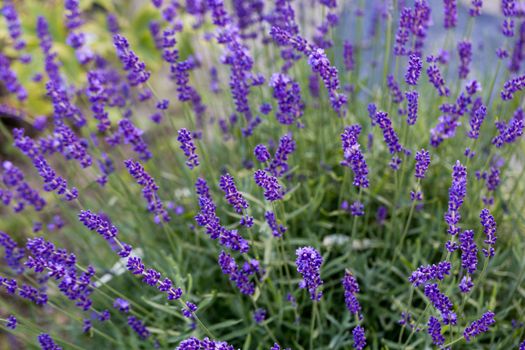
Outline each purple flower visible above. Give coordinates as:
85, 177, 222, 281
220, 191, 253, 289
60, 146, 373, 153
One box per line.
254, 144, 271, 163
125, 159, 170, 223
443, 0, 457, 29
195, 179, 250, 252
177, 337, 235, 350
78, 210, 119, 240
427, 316, 445, 346
218, 251, 258, 295
501, 75, 525, 101
113, 298, 130, 313
113, 34, 150, 86
480, 209, 497, 257
444, 161, 467, 237
12, 129, 78, 201
352, 325, 366, 350
0, 54, 27, 101
426, 59, 450, 96
394, 8, 412, 56
405, 54, 422, 86
295, 246, 324, 301
269, 73, 304, 125
375, 111, 403, 154
253, 308, 266, 324
1, 161, 46, 212
464, 311, 495, 342
6, 315, 17, 329
350, 201, 364, 216
182, 301, 198, 319
458, 40, 472, 79
340, 125, 369, 188
106, 13, 119, 33
468, 103, 487, 139
38, 333, 62, 350
219, 173, 253, 226
409, 261, 451, 287
459, 275, 474, 293
342, 271, 361, 314
492, 108, 524, 147
414, 149, 431, 179
459, 229, 478, 274
343, 40, 355, 71
107, 119, 152, 161
424, 283, 457, 325
502, 0, 516, 37
177, 128, 200, 169
254, 170, 283, 201
387, 74, 404, 103
265, 211, 287, 238
470, 0, 482, 16
127, 316, 150, 340
268, 134, 296, 177
1, 2, 26, 51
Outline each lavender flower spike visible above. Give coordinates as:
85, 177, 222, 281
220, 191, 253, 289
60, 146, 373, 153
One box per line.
428, 316, 445, 346
375, 111, 403, 154
296, 246, 324, 301
177, 128, 199, 170
444, 161, 467, 237
342, 271, 362, 315
254, 170, 283, 201
464, 311, 496, 342
414, 149, 431, 179
459, 229, 478, 274
352, 325, 366, 350
113, 34, 150, 86
405, 54, 422, 86
480, 208, 497, 257
340, 125, 369, 188
219, 173, 253, 226
405, 91, 419, 125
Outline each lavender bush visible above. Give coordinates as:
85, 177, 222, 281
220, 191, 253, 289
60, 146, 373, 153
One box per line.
0, 0, 524, 349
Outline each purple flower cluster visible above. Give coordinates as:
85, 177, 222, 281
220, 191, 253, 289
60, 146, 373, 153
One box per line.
254, 144, 271, 163
107, 119, 152, 161
269, 26, 347, 114
127, 316, 150, 340
492, 108, 524, 147
343, 40, 355, 71
501, 75, 524, 101
295, 246, 324, 301
1, 161, 46, 212
268, 134, 296, 177
269, 73, 304, 125
113, 34, 150, 86
394, 1, 431, 56
414, 149, 431, 179
195, 178, 249, 252
125, 159, 170, 223
0, 54, 27, 101
427, 316, 445, 346
459, 229, 478, 274
218, 251, 260, 295
426, 57, 450, 96
219, 173, 253, 226
25, 237, 93, 310
387, 74, 404, 103
340, 125, 369, 188
457, 40, 472, 79
0, 232, 26, 275
480, 209, 497, 257
177, 337, 235, 350
444, 161, 467, 237
443, 0, 457, 29
38, 333, 62, 350
265, 211, 287, 238
405, 91, 419, 125
352, 325, 366, 350
13, 129, 78, 201
409, 261, 451, 287
502, 0, 516, 37
463, 311, 496, 341
405, 54, 422, 85
468, 103, 487, 139
177, 128, 200, 169
2, 1, 27, 52
254, 170, 283, 201
424, 283, 457, 325
375, 111, 403, 155
342, 271, 362, 315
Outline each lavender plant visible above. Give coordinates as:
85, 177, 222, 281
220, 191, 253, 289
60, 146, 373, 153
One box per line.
0, 1, 524, 349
